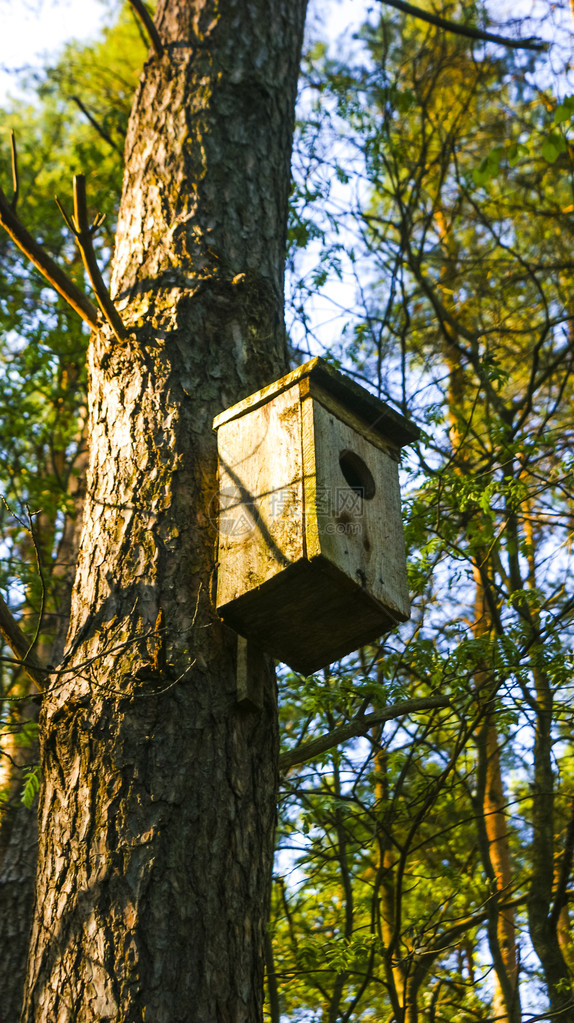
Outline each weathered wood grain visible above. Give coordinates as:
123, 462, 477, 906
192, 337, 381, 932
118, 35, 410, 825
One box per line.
214, 359, 416, 674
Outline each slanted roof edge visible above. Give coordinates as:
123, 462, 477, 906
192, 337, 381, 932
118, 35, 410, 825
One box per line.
212, 356, 419, 448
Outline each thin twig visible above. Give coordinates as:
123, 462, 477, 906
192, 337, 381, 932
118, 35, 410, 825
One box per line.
9, 130, 18, 210
56, 174, 128, 343
380, 0, 546, 52
0, 183, 99, 328
127, 0, 164, 58
24, 504, 46, 664
53, 195, 75, 235
69, 96, 123, 154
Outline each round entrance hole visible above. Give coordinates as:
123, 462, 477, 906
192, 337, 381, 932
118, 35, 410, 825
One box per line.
339, 450, 376, 500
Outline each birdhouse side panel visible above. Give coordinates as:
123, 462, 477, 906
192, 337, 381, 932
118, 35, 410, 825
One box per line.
215, 386, 305, 609
311, 400, 410, 623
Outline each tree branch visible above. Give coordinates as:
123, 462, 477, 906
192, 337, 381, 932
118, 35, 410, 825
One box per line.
9, 130, 19, 210
409, 894, 526, 1001
69, 96, 123, 154
0, 592, 47, 691
380, 0, 546, 52
56, 175, 129, 344
279, 696, 451, 772
127, 0, 164, 59
0, 183, 99, 329
550, 799, 574, 929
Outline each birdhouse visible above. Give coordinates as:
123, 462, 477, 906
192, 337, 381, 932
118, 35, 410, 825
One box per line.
212, 357, 419, 675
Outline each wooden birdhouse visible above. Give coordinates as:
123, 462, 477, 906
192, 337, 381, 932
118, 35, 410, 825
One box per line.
212, 357, 419, 675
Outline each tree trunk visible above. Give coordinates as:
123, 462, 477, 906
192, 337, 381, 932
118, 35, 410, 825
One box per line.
476, 712, 521, 1023
22, 2, 307, 1020
436, 207, 521, 1023
509, 488, 573, 1020
0, 794, 37, 1023
374, 741, 407, 1021
527, 661, 573, 1022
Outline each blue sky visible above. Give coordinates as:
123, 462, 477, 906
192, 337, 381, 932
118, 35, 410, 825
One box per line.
0, 0, 108, 102
0, 0, 373, 104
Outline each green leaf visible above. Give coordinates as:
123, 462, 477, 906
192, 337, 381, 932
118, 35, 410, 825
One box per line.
554, 105, 572, 125
21, 765, 41, 809
473, 146, 503, 186
507, 141, 528, 167
554, 94, 574, 124
541, 133, 566, 163
18, 720, 39, 747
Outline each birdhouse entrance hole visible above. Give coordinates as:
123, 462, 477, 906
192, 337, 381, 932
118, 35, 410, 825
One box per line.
339, 450, 376, 500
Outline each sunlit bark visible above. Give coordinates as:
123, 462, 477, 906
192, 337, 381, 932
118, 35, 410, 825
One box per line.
22, 2, 307, 1020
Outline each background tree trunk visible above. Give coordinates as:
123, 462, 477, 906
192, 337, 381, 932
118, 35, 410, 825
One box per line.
0, 787, 37, 1023
22, 2, 307, 1019
0, 432, 88, 1021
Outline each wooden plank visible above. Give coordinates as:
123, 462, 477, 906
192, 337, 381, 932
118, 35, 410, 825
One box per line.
213, 356, 419, 449
300, 388, 320, 560
236, 634, 264, 710
216, 385, 304, 608
213, 360, 322, 430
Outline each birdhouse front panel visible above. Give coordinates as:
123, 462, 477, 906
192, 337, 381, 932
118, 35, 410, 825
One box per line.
213, 358, 419, 675
303, 397, 410, 624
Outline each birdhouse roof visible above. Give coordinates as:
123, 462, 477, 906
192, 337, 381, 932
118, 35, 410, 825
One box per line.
212, 357, 419, 449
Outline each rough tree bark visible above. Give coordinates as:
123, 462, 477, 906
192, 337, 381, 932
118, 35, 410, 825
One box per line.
21, 1, 308, 1019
